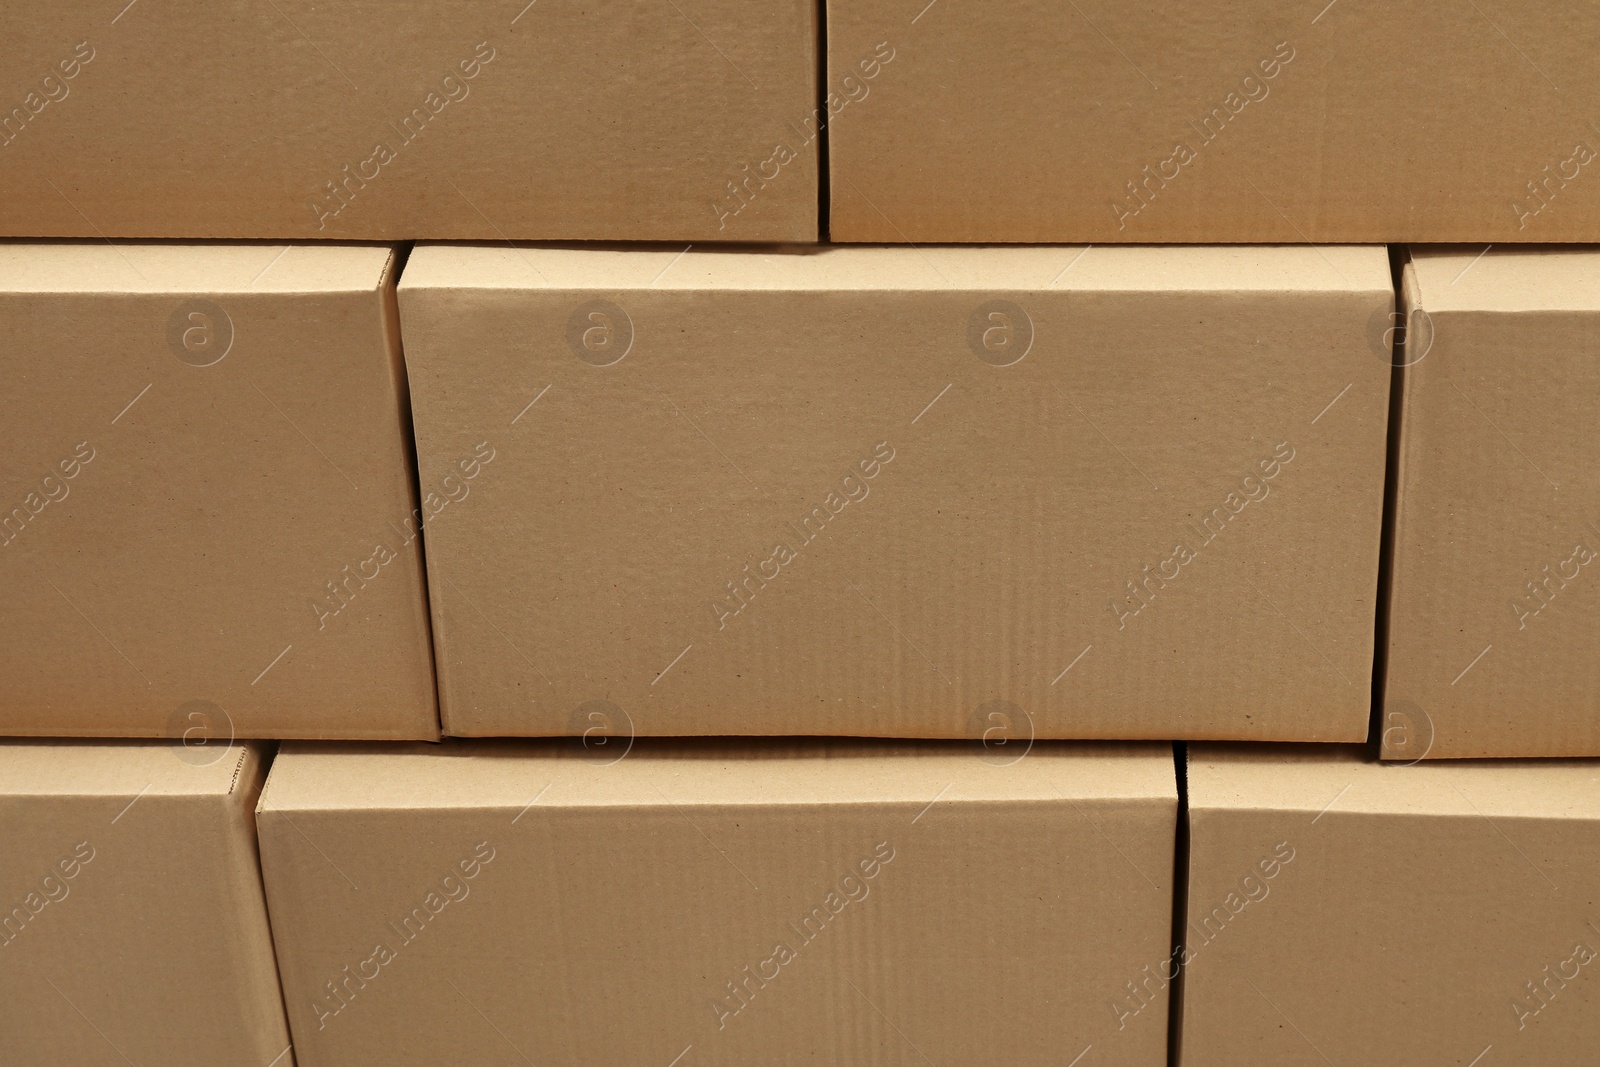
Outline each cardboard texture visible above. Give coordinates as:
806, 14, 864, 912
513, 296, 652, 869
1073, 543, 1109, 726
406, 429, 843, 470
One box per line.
399, 243, 1392, 740
0, 2, 817, 242
1180, 744, 1600, 1066
0, 243, 437, 740
826, 3, 1600, 243
1384, 247, 1600, 759
0, 741, 292, 1066
257, 739, 1176, 1067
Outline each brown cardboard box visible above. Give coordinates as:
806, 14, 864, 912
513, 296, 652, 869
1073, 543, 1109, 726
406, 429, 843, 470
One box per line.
257, 739, 1176, 1067
399, 243, 1392, 740
0, 741, 292, 1066
1180, 744, 1600, 1066
827, 4, 1600, 243
0, 243, 436, 740
0, 2, 816, 242
1383, 247, 1600, 759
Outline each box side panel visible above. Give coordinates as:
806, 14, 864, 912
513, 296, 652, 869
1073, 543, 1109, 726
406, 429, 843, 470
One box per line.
404, 274, 1388, 741
0, 277, 435, 739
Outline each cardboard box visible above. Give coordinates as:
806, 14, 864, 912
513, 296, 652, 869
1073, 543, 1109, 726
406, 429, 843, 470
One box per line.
1384, 248, 1600, 759
0, 740, 292, 1066
399, 243, 1392, 740
0, 3, 816, 242
0, 243, 436, 740
827, 5, 1600, 242
258, 739, 1176, 1067
1180, 744, 1600, 1066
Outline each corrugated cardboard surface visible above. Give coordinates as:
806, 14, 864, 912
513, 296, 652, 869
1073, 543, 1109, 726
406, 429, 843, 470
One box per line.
0, 741, 293, 1066
828, 2, 1600, 242
0, 2, 816, 241
1180, 744, 1600, 1066
0, 243, 437, 739
1384, 247, 1600, 759
258, 739, 1176, 1067
400, 243, 1391, 740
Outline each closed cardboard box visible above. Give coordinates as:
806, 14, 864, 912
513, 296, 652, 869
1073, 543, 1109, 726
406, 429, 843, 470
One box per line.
400, 244, 1392, 740
1180, 745, 1600, 1066
1384, 248, 1600, 759
0, 741, 292, 1066
258, 739, 1176, 1067
827, 4, 1600, 242
0, 243, 436, 740
0, 2, 816, 241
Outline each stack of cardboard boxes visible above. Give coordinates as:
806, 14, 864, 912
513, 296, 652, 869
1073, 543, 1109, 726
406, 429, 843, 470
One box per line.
2, 4, 1597, 1064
